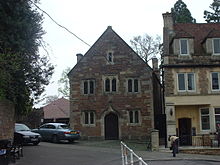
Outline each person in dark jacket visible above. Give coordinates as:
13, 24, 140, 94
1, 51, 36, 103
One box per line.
169, 135, 179, 157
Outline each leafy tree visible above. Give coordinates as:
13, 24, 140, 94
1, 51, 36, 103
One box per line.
130, 34, 161, 62
0, 0, 54, 116
171, 0, 196, 23
204, 0, 220, 23
58, 67, 71, 98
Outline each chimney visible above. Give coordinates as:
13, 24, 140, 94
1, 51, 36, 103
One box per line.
162, 12, 174, 56
162, 12, 174, 30
76, 53, 83, 63
152, 57, 158, 70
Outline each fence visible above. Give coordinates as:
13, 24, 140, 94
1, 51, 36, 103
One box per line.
121, 141, 148, 165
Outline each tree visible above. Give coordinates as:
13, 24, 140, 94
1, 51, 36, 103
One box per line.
171, 0, 196, 23
0, 0, 54, 116
58, 67, 71, 98
130, 34, 161, 62
204, 0, 220, 23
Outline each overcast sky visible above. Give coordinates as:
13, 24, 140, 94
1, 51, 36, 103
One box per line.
36, 0, 211, 106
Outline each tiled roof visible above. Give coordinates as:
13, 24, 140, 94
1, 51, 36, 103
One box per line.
43, 97, 70, 119
173, 23, 220, 55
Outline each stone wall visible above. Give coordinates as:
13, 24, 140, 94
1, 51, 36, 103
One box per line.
0, 100, 15, 140
69, 27, 155, 140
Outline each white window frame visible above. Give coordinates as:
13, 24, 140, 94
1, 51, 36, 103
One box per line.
200, 108, 211, 131
177, 73, 196, 92
127, 78, 140, 93
83, 111, 95, 126
179, 39, 189, 55
214, 107, 220, 130
212, 38, 220, 55
211, 72, 220, 91
83, 79, 95, 95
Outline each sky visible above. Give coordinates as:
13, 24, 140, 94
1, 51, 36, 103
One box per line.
36, 0, 211, 107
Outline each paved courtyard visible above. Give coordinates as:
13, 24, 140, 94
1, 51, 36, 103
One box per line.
13, 140, 220, 165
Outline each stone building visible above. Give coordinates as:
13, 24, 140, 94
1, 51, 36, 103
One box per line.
68, 26, 163, 140
162, 13, 220, 146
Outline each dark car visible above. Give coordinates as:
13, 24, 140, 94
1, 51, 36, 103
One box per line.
32, 123, 80, 143
15, 123, 41, 145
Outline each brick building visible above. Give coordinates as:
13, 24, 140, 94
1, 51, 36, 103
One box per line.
42, 97, 70, 124
162, 13, 220, 146
68, 26, 163, 140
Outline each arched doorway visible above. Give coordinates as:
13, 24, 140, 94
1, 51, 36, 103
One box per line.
104, 113, 119, 140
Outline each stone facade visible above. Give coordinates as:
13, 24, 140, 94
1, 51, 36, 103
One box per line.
0, 100, 15, 140
68, 26, 161, 140
162, 13, 220, 146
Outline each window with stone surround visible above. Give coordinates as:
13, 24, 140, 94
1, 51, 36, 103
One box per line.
177, 73, 195, 92
127, 78, 139, 93
83, 79, 95, 95
200, 108, 210, 131
215, 108, 220, 130
129, 110, 140, 124
213, 38, 220, 55
104, 76, 117, 93
179, 39, 189, 55
211, 72, 220, 91
83, 111, 95, 125
107, 51, 114, 63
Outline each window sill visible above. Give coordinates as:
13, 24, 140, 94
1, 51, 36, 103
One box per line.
82, 124, 96, 127
212, 53, 220, 56
128, 123, 141, 126
177, 90, 196, 93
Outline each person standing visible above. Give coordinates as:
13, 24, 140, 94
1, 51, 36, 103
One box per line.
169, 135, 179, 157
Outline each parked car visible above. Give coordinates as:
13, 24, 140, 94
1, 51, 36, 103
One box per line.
32, 123, 80, 143
15, 123, 41, 145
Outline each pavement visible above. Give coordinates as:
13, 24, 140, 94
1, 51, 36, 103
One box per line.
77, 140, 220, 162
136, 146, 220, 162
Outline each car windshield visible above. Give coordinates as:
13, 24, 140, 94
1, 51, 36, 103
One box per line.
57, 124, 69, 129
15, 124, 30, 131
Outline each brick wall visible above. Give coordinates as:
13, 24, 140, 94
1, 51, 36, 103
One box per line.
0, 100, 15, 140
69, 27, 155, 140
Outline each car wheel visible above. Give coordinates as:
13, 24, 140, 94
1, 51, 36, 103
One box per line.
33, 142, 39, 145
52, 135, 59, 143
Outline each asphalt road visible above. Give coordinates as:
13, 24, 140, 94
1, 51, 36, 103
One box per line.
146, 160, 220, 165
15, 142, 122, 165
14, 141, 220, 165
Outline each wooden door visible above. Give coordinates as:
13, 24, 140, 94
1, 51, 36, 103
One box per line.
104, 113, 119, 140
179, 118, 192, 146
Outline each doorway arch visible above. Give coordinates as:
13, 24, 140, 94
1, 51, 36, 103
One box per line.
104, 113, 119, 140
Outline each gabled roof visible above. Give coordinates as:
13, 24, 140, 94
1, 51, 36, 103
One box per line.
68, 26, 152, 76
43, 97, 69, 119
173, 23, 220, 55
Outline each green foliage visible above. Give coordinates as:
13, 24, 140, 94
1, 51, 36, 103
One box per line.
58, 67, 71, 98
171, 0, 196, 23
130, 34, 161, 62
0, 0, 54, 116
204, 0, 220, 23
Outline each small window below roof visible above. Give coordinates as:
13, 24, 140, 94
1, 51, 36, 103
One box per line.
179, 39, 189, 55
213, 38, 220, 55
106, 51, 114, 64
